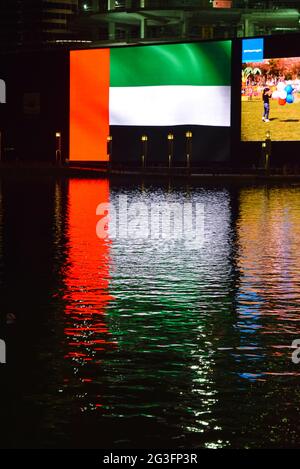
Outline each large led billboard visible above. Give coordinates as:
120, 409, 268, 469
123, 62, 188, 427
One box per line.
69, 41, 232, 162
241, 39, 300, 142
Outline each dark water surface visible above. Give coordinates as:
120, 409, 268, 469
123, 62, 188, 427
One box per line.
1, 174, 300, 449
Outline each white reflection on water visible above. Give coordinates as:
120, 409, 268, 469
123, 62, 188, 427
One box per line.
107, 187, 232, 446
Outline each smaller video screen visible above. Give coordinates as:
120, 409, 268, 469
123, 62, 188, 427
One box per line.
241, 57, 300, 142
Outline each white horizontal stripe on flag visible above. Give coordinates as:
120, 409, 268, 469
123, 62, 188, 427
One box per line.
109, 85, 231, 127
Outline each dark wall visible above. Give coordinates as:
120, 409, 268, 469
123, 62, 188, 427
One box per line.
0, 50, 69, 163
110, 125, 231, 168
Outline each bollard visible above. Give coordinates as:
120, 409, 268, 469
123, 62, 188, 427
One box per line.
55, 132, 62, 165
167, 133, 174, 169
107, 135, 113, 168
0, 130, 2, 163
141, 135, 148, 169
0, 339, 6, 364
265, 130, 272, 173
185, 131, 193, 171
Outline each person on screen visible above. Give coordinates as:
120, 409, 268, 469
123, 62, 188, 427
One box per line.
262, 87, 272, 122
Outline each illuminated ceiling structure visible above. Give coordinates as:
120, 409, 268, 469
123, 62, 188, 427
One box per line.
75, 0, 300, 45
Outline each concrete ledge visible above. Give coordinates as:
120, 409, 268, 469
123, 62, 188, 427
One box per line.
1, 162, 300, 183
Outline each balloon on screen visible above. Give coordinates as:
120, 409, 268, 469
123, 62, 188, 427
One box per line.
279, 90, 287, 100
272, 90, 279, 99
277, 82, 286, 91
285, 85, 293, 94
286, 94, 294, 104
278, 98, 287, 106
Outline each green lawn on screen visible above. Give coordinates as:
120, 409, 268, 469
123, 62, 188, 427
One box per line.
241, 99, 300, 141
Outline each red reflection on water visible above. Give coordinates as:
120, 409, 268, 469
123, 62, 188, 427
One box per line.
63, 179, 116, 373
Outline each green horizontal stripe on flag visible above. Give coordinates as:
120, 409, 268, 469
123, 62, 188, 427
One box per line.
110, 41, 231, 87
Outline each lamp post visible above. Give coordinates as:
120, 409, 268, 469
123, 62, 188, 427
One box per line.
107, 135, 113, 169
167, 133, 174, 169
141, 135, 148, 169
55, 132, 62, 165
185, 131, 192, 171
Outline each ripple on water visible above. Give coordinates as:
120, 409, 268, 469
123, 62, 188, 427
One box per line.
1, 179, 300, 448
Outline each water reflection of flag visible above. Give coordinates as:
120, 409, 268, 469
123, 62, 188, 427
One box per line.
64, 179, 116, 367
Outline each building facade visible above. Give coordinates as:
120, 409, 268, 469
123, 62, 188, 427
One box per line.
0, 0, 85, 52
1, 1, 300, 52
76, 0, 300, 44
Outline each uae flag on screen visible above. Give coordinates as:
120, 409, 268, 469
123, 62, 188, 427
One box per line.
70, 41, 231, 161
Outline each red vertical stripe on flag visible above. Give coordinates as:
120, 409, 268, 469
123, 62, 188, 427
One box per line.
70, 49, 110, 162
